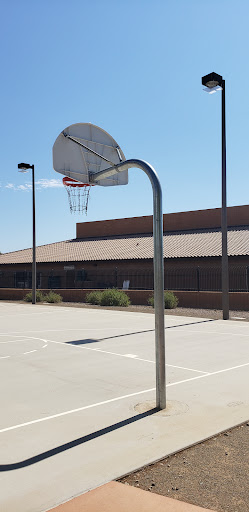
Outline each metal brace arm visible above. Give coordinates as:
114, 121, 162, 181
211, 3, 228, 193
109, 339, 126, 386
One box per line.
62, 132, 120, 167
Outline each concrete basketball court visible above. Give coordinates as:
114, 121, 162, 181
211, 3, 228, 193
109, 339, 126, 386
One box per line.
0, 301, 248, 512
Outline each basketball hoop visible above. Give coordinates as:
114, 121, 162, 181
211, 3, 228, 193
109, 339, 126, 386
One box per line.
62, 177, 93, 214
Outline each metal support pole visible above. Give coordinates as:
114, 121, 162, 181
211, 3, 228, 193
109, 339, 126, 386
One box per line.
32, 165, 36, 304
91, 159, 166, 409
221, 81, 229, 320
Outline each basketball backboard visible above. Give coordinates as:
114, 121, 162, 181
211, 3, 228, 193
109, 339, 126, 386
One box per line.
53, 123, 128, 186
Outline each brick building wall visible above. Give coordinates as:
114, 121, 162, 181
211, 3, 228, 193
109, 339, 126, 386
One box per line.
76, 204, 249, 238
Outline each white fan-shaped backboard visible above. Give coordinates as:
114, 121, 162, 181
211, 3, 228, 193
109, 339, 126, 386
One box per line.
53, 123, 128, 186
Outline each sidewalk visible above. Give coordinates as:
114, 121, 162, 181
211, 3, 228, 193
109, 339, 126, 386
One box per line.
51, 482, 215, 512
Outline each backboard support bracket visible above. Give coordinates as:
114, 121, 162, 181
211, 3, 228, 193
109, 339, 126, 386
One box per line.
62, 132, 119, 167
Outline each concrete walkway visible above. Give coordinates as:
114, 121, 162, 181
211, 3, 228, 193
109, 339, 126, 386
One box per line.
50, 482, 214, 512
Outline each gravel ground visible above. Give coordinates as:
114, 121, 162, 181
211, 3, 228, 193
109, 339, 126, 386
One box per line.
119, 422, 249, 512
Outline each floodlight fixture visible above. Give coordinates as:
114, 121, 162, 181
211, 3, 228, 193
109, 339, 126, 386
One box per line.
202, 72, 223, 89
18, 162, 33, 170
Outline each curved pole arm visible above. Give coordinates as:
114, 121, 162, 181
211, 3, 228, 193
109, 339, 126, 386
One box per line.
91, 159, 166, 409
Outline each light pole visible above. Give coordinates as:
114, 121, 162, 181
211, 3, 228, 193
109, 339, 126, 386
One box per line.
18, 163, 36, 305
202, 72, 229, 320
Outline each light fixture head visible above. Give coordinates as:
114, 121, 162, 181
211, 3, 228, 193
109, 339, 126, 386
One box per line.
202, 72, 223, 89
18, 162, 32, 170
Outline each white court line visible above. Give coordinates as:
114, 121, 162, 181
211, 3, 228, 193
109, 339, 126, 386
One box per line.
44, 338, 209, 374
0, 311, 68, 319
0, 388, 155, 434
0, 335, 48, 342
174, 328, 249, 338
0, 334, 35, 337
0, 338, 37, 344
0, 327, 147, 335
89, 346, 155, 363
0, 336, 48, 359
0, 307, 154, 320
46, 339, 249, 374
0, 321, 248, 338
166, 364, 208, 374
1, 361, 249, 435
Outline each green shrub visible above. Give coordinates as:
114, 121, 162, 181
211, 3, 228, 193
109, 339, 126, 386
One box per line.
100, 289, 131, 307
24, 290, 45, 302
147, 295, 154, 307
148, 291, 178, 309
85, 291, 102, 305
164, 291, 179, 308
44, 291, 62, 303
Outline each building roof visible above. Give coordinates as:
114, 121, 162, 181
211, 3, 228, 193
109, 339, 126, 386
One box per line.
0, 226, 249, 265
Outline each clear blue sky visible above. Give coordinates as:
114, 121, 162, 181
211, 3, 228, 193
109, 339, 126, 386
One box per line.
1, 0, 249, 253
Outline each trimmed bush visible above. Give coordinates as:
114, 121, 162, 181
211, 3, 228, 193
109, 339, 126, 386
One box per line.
85, 291, 102, 305
148, 291, 178, 309
44, 291, 62, 303
86, 289, 130, 307
24, 290, 45, 302
100, 289, 131, 307
147, 295, 154, 307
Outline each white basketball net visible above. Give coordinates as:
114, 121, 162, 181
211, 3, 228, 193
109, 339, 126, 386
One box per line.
63, 177, 92, 214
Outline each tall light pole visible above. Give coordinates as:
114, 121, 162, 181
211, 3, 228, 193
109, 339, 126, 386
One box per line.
18, 163, 36, 305
202, 72, 229, 320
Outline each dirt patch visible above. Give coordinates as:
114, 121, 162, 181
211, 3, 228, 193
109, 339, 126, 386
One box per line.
119, 422, 249, 512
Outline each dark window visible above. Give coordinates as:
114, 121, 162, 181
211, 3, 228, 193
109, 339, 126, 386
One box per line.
76, 270, 87, 281
15, 272, 31, 288
48, 276, 61, 289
